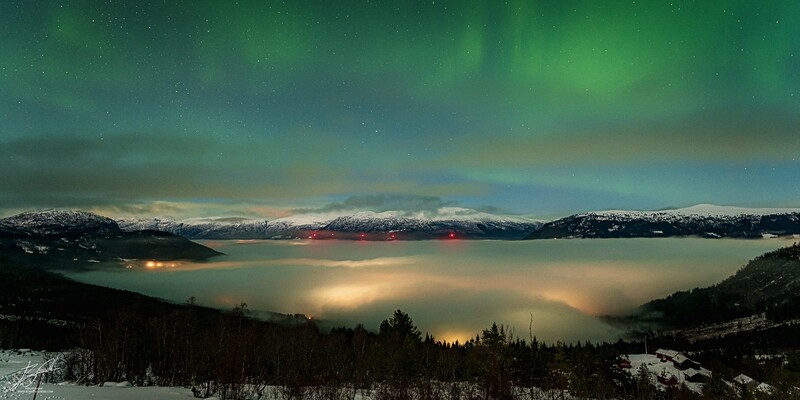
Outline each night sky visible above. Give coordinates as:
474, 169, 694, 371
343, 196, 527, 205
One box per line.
2, 1, 799, 219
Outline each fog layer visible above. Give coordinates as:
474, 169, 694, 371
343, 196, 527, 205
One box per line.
67, 238, 784, 343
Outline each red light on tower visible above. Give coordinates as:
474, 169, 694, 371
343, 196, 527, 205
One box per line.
449, 232, 456, 239
390, 233, 396, 240
360, 233, 366, 240
311, 232, 317, 239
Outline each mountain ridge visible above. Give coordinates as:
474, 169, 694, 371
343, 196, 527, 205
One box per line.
0, 209, 222, 271
117, 207, 544, 240
526, 204, 800, 239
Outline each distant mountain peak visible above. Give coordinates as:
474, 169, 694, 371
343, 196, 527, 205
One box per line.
0, 208, 221, 270
0, 208, 120, 236
592, 204, 800, 217
673, 204, 800, 216
118, 208, 544, 240
528, 205, 800, 239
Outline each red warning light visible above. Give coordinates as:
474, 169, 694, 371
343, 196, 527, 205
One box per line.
389, 233, 396, 240
360, 233, 366, 239
449, 232, 456, 239
311, 232, 317, 239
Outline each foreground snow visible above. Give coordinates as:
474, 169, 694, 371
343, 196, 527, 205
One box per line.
1, 349, 578, 400
1, 350, 195, 399
6, 383, 198, 400
5, 383, 585, 400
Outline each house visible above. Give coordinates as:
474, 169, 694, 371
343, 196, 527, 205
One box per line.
657, 372, 679, 386
672, 354, 702, 370
734, 374, 757, 390
756, 382, 775, 395
684, 368, 712, 383
617, 356, 632, 369
655, 349, 678, 361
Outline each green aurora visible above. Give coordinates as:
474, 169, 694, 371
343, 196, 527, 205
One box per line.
1, 0, 799, 217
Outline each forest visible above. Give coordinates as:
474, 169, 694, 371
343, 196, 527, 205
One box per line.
5, 304, 799, 400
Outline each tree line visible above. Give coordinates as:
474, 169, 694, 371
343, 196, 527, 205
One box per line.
8, 303, 793, 400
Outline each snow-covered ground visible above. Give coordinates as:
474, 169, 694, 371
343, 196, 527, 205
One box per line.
0, 349, 45, 377
0, 349, 200, 399
0, 350, 357, 400
0, 348, 578, 400
7, 383, 198, 400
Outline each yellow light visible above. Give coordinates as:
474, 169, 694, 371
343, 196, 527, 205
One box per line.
312, 284, 388, 310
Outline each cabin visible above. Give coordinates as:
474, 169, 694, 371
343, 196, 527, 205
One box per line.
672, 354, 702, 370
684, 368, 712, 383
617, 356, 632, 369
655, 348, 679, 362
657, 373, 679, 386
734, 374, 757, 390
756, 382, 775, 395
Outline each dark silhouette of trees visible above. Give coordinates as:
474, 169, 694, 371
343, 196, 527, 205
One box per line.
18, 303, 800, 400
474, 323, 513, 400
377, 309, 423, 383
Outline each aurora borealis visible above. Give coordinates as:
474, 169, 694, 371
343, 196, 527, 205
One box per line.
2, 1, 799, 218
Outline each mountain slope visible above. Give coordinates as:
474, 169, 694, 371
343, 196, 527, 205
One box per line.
638, 243, 800, 329
526, 204, 800, 239
116, 216, 270, 240
0, 209, 119, 237
0, 209, 221, 270
118, 208, 543, 240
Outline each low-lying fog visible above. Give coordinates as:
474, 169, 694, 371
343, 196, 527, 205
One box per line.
66, 238, 786, 343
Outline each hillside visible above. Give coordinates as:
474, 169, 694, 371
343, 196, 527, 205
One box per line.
0, 210, 299, 350
639, 243, 800, 329
0, 209, 221, 271
0, 260, 219, 349
527, 204, 800, 239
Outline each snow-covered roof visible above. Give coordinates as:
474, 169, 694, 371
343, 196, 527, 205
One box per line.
757, 382, 775, 394
656, 349, 679, 358
684, 368, 712, 378
673, 354, 689, 363
734, 374, 755, 385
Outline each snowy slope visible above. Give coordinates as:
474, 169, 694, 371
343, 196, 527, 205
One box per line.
117, 216, 269, 240
118, 208, 544, 240
595, 204, 800, 218
0, 209, 120, 237
0, 210, 221, 269
527, 204, 800, 239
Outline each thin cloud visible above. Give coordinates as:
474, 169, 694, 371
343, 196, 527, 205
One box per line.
294, 194, 457, 214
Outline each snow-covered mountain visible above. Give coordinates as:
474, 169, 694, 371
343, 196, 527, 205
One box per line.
117, 216, 270, 240
0, 209, 120, 237
0, 209, 221, 270
118, 207, 544, 240
526, 204, 800, 239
